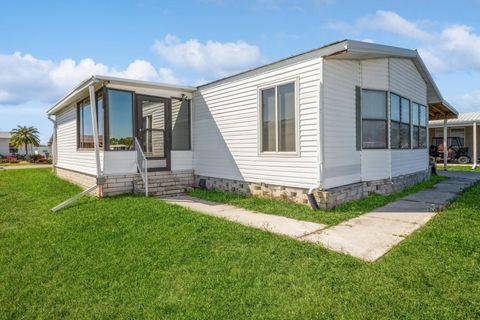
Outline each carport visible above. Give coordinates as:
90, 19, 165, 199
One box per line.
429, 112, 479, 170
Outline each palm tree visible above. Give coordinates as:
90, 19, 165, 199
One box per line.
10, 126, 40, 157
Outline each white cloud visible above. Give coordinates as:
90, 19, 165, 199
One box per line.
455, 89, 480, 112
438, 24, 480, 69
357, 10, 433, 42
326, 10, 480, 74
0, 53, 179, 105
152, 34, 264, 76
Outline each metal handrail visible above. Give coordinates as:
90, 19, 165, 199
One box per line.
134, 137, 148, 196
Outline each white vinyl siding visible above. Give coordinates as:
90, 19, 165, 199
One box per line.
322, 59, 361, 188
193, 57, 321, 189
389, 58, 428, 175
390, 59, 427, 106
56, 104, 103, 176
324, 57, 429, 186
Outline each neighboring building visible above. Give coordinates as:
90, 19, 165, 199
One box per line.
0, 131, 15, 156
47, 40, 457, 208
429, 112, 479, 166
0, 131, 51, 157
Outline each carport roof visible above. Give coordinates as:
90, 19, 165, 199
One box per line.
429, 112, 480, 127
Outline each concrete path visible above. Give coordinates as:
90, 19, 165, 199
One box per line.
160, 171, 480, 262
302, 171, 480, 261
0, 164, 52, 170
161, 195, 327, 238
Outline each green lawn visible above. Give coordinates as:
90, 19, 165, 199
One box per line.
1, 169, 479, 319
437, 164, 480, 172
188, 175, 447, 225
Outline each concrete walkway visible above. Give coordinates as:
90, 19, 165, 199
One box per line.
162, 196, 327, 238
161, 171, 480, 262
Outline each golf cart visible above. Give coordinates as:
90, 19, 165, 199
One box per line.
429, 136, 471, 164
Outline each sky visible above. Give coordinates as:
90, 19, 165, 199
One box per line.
1, 0, 480, 143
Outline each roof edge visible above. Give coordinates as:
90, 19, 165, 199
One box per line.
47, 75, 196, 115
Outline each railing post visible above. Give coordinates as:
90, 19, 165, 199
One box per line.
145, 158, 148, 196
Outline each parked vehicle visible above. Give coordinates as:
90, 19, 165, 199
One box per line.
430, 137, 471, 164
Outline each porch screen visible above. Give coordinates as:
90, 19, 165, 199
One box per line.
77, 92, 104, 149
171, 98, 191, 150
107, 89, 134, 151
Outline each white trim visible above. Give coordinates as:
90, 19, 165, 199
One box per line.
257, 77, 300, 157
473, 122, 477, 169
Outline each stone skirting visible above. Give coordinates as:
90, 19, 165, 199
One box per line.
194, 169, 431, 209
103, 174, 138, 197
133, 170, 195, 196
314, 169, 431, 209
56, 167, 100, 196
55, 167, 194, 197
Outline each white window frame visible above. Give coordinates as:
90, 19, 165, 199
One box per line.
257, 78, 300, 157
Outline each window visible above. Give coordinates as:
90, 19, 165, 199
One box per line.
107, 89, 133, 151
143, 115, 153, 153
419, 105, 427, 148
260, 82, 296, 153
412, 102, 420, 148
9, 144, 18, 154
362, 89, 387, 149
77, 92, 104, 149
411, 102, 428, 149
390, 94, 401, 149
400, 97, 411, 149
171, 98, 191, 150
390, 93, 411, 149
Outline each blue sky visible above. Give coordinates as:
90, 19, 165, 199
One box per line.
1, 0, 480, 143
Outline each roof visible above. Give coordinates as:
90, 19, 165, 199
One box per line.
199, 40, 457, 120
429, 112, 480, 127
0, 131, 11, 139
48, 40, 457, 119
47, 75, 196, 115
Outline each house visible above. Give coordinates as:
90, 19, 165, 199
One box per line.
429, 112, 479, 168
0, 131, 51, 157
47, 40, 457, 208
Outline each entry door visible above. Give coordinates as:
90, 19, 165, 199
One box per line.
135, 95, 171, 170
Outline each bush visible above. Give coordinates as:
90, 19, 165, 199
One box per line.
0, 157, 18, 164
13, 154, 26, 161
36, 158, 52, 164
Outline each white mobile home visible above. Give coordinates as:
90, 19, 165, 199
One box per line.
47, 40, 457, 208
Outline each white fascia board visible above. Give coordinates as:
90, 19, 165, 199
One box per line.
47, 75, 197, 115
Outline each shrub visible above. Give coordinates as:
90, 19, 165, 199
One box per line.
36, 158, 52, 164
0, 157, 18, 164
13, 154, 26, 161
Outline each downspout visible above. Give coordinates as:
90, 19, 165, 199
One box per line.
387, 58, 393, 183
307, 59, 325, 210
51, 78, 104, 212
47, 114, 57, 173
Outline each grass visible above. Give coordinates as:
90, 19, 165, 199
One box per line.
188, 175, 447, 225
1, 169, 479, 319
436, 163, 480, 172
